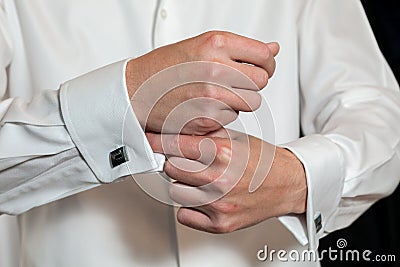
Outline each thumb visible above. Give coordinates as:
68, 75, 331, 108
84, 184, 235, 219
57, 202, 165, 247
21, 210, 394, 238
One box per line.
267, 42, 280, 57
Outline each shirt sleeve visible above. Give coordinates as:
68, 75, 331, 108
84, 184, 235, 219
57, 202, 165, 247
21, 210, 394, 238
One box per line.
0, 2, 164, 215
278, 0, 400, 250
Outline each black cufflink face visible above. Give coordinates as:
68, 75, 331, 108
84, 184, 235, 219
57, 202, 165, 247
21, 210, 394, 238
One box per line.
314, 213, 322, 233
110, 146, 129, 168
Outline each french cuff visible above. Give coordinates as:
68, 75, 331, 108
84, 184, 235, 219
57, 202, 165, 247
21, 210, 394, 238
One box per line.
60, 59, 164, 183
278, 134, 344, 251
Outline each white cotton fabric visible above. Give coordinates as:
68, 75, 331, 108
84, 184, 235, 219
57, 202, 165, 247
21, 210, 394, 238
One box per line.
0, 0, 399, 266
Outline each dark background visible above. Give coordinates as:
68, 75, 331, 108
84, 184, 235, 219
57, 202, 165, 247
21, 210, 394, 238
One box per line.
319, 0, 400, 266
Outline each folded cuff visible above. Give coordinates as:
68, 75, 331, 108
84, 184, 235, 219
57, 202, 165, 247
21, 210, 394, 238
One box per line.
279, 134, 344, 250
60, 59, 164, 183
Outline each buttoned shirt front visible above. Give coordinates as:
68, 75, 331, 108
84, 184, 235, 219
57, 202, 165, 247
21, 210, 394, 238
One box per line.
0, 0, 399, 266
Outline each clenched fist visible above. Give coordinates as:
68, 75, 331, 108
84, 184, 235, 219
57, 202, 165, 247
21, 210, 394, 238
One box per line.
126, 31, 279, 135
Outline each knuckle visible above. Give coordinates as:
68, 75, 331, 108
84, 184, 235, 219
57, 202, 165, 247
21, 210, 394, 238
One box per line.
249, 68, 268, 89
252, 93, 262, 110
199, 173, 214, 185
212, 218, 235, 234
190, 61, 220, 81
205, 31, 228, 50
190, 129, 210, 136
211, 201, 236, 214
203, 62, 225, 80
168, 183, 186, 203
166, 136, 179, 154
216, 143, 232, 163
204, 174, 217, 185
231, 111, 239, 120
168, 183, 177, 199
260, 44, 271, 59
164, 161, 176, 176
194, 117, 219, 131
213, 175, 234, 192
176, 209, 188, 224
258, 70, 269, 88
202, 84, 221, 99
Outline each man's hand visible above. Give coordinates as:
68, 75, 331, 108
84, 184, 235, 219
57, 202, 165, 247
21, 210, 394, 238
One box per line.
126, 31, 279, 135
146, 129, 307, 234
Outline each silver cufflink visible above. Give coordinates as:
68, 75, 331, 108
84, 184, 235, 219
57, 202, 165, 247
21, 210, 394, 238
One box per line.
110, 146, 129, 168
314, 213, 322, 233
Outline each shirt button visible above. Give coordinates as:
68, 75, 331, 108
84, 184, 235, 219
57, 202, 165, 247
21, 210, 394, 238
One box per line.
160, 8, 168, 19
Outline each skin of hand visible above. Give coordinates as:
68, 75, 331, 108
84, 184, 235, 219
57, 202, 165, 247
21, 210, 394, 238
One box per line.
126, 31, 280, 135
146, 128, 307, 234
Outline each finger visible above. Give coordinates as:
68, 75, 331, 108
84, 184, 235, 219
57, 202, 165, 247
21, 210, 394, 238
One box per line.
147, 133, 199, 159
267, 42, 280, 57
176, 208, 215, 233
264, 42, 280, 77
219, 88, 262, 112
206, 128, 244, 140
169, 183, 219, 207
162, 64, 262, 113
181, 109, 237, 135
205, 128, 230, 138
165, 153, 232, 189
146, 133, 224, 163
230, 61, 268, 89
167, 157, 210, 179
229, 87, 262, 111
165, 157, 214, 186
190, 84, 261, 112
219, 33, 277, 76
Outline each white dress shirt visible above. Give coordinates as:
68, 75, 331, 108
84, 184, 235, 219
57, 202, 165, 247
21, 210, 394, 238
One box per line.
1, 0, 399, 266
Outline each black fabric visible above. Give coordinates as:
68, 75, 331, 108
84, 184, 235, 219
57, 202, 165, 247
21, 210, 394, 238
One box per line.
319, 1, 400, 266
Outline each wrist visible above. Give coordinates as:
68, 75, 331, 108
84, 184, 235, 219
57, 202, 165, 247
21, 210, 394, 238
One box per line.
125, 59, 141, 98
125, 58, 150, 129
277, 147, 307, 215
